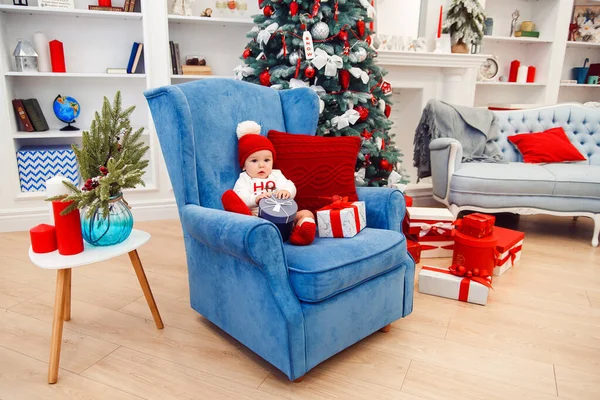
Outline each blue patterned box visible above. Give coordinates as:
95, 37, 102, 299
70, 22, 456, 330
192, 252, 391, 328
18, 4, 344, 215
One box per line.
16, 145, 79, 192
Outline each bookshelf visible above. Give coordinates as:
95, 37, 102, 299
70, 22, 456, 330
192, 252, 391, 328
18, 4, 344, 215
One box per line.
5, 71, 147, 78
0, 3, 143, 19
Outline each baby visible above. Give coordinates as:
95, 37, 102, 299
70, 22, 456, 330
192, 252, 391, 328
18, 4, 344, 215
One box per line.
222, 121, 316, 246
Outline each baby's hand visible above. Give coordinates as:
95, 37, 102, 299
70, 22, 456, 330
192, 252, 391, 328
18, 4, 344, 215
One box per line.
276, 190, 291, 199
255, 192, 271, 204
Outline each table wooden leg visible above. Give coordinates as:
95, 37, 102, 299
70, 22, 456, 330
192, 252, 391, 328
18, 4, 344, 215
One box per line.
48, 269, 68, 384
63, 268, 71, 321
128, 250, 164, 329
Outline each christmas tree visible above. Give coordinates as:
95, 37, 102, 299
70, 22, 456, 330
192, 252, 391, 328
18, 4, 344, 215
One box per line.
237, 0, 408, 187
49, 92, 149, 218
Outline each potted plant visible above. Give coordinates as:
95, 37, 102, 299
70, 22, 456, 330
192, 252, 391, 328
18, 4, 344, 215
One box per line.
444, 0, 486, 54
48, 91, 149, 246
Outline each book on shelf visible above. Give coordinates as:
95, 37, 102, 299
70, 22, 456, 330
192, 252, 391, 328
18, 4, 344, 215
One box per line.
174, 43, 182, 75
128, 0, 138, 12
88, 6, 125, 12
515, 31, 540, 38
182, 65, 213, 75
22, 99, 49, 132
12, 99, 34, 132
169, 41, 178, 75
107, 68, 128, 74
126, 42, 143, 74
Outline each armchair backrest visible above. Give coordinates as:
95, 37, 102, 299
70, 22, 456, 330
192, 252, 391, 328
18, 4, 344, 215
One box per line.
492, 103, 600, 165
144, 79, 319, 210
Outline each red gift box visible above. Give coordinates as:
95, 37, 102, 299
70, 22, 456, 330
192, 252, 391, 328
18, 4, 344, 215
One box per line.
452, 230, 498, 277
493, 226, 525, 276
407, 207, 455, 258
407, 240, 421, 263
30, 224, 57, 253
456, 213, 495, 238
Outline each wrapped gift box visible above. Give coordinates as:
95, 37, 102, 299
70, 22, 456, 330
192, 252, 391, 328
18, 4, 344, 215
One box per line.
452, 230, 498, 276
17, 145, 79, 192
258, 195, 298, 241
407, 240, 422, 263
418, 265, 491, 306
407, 207, 455, 258
493, 226, 525, 276
457, 213, 495, 238
317, 200, 366, 238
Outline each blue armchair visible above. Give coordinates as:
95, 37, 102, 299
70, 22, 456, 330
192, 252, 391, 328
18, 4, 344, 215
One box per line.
144, 79, 414, 381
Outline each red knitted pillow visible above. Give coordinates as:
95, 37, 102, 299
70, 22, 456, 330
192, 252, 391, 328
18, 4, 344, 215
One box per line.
267, 130, 361, 213
507, 127, 586, 163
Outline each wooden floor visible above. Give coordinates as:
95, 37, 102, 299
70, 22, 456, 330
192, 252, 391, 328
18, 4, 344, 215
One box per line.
1, 215, 599, 399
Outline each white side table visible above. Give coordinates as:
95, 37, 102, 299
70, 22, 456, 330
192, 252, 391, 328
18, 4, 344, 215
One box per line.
28, 229, 164, 384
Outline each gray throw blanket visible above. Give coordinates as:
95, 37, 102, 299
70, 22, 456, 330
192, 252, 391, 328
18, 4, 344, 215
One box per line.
414, 100, 506, 180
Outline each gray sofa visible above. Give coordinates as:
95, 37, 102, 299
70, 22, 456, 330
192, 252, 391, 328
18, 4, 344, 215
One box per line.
430, 103, 600, 246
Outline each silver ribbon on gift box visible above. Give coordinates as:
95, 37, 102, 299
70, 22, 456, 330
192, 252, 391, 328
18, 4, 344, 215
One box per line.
261, 196, 295, 223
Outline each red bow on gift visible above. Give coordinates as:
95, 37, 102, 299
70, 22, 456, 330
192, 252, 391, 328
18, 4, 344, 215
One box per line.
318, 195, 351, 210
422, 266, 493, 303
318, 195, 361, 237
448, 264, 493, 290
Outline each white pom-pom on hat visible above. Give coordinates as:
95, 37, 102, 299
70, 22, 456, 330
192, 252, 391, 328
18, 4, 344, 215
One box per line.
236, 120, 261, 139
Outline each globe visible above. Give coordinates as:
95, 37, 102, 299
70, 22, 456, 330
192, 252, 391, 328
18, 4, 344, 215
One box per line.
53, 94, 81, 131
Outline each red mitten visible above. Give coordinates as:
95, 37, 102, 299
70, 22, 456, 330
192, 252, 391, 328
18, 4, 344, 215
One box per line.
221, 190, 252, 216
289, 221, 316, 246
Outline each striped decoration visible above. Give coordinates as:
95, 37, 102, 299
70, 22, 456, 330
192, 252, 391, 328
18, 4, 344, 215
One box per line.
17, 145, 79, 192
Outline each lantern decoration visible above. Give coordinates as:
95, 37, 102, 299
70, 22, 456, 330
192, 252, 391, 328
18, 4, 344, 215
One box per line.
290, 0, 299, 16
339, 69, 350, 89
357, 20, 366, 37
381, 81, 392, 95
13, 39, 38, 73
385, 104, 391, 118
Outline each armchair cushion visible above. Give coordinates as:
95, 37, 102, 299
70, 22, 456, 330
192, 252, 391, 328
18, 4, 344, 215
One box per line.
284, 228, 407, 302
268, 130, 361, 212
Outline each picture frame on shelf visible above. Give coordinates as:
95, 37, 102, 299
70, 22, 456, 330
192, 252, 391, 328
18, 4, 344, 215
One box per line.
13, 0, 28, 6
478, 56, 500, 82
572, 6, 600, 43
39, 0, 75, 9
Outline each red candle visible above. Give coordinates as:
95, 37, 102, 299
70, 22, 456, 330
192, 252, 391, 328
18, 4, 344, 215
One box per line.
98, 0, 112, 6
52, 200, 84, 255
509, 60, 520, 82
437, 6, 443, 39
49, 40, 66, 73
30, 224, 57, 254
527, 66, 536, 83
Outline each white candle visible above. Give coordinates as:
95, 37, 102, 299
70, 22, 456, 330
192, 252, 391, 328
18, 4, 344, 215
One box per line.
517, 65, 529, 83
33, 32, 51, 72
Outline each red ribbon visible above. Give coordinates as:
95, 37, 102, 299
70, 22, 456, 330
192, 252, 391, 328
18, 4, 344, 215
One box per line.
420, 243, 454, 251
282, 33, 287, 57
318, 196, 361, 238
422, 266, 492, 303
498, 245, 522, 267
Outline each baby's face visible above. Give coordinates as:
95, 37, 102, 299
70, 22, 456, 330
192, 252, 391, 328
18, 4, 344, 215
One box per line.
243, 150, 273, 179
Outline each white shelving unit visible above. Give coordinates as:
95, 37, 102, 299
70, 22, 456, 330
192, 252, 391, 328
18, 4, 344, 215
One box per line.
168, 14, 253, 26
567, 41, 600, 49
5, 71, 147, 78
482, 36, 553, 44
0, 3, 143, 20
477, 81, 547, 86
560, 83, 600, 87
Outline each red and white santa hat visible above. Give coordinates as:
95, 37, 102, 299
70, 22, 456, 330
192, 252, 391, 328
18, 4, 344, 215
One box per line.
236, 121, 276, 168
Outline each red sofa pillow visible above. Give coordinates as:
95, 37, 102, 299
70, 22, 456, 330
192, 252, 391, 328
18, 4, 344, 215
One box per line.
267, 130, 361, 213
507, 127, 586, 163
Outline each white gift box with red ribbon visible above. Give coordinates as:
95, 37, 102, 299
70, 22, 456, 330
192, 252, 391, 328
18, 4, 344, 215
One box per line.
418, 265, 491, 306
407, 207, 455, 258
493, 226, 525, 276
317, 200, 366, 238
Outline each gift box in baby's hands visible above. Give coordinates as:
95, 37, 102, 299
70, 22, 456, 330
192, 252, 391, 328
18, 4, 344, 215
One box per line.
418, 265, 492, 306
456, 213, 495, 238
317, 198, 366, 238
258, 195, 298, 241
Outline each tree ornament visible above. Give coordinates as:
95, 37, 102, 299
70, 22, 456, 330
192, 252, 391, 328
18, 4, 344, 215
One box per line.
334, 0, 339, 21
288, 50, 302, 65
311, 21, 330, 40
357, 20, 366, 37
311, 0, 321, 17
381, 81, 392, 95
290, 0, 299, 16
338, 30, 348, 41
339, 69, 350, 89
385, 104, 391, 118
379, 159, 390, 171
355, 105, 369, 121
354, 47, 367, 62
259, 68, 271, 86
263, 5, 274, 17
361, 129, 372, 139
366, 35, 372, 45
304, 65, 316, 78
300, 23, 306, 30
258, 0, 264, 8
243, 48, 252, 59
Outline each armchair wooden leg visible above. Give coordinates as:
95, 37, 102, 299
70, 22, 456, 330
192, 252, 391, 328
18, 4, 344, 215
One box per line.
128, 250, 164, 329
48, 269, 68, 384
63, 268, 71, 321
293, 377, 304, 383
380, 324, 392, 333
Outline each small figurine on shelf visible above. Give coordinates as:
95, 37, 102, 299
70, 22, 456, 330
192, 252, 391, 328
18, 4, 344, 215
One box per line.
13, 0, 28, 6
13, 39, 38, 73
53, 95, 80, 131
510, 9, 520, 37
171, 0, 194, 16
201, 8, 213, 17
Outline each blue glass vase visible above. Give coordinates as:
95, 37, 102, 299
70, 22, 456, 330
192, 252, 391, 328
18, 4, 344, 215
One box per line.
81, 193, 133, 246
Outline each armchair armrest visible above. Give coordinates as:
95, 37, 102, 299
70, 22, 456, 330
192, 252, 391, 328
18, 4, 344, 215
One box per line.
429, 138, 463, 205
181, 204, 285, 268
356, 187, 405, 233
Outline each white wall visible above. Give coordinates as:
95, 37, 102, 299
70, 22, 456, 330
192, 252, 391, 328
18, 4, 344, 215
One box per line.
376, 0, 421, 38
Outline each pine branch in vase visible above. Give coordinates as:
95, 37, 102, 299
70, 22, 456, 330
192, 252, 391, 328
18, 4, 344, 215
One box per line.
236, 0, 409, 187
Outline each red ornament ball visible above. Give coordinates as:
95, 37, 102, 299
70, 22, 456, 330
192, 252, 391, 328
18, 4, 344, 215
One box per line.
304, 65, 316, 78
228, 0, 236, 10
384, 104, 391, 118
379, 159, 390, 171
466, 271, 473, 278
259, 69, 271, 86
472, 268, 480, 277
243, 48, 252, 59
338, 30, 348, 41
339, 69, 350, 89
263, 5, 274, 17
290, 0, 299, 16
457, 265, 467, 276
355, 105, 369, 121
300, 23, 306, 30
480, 269, 489, 278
